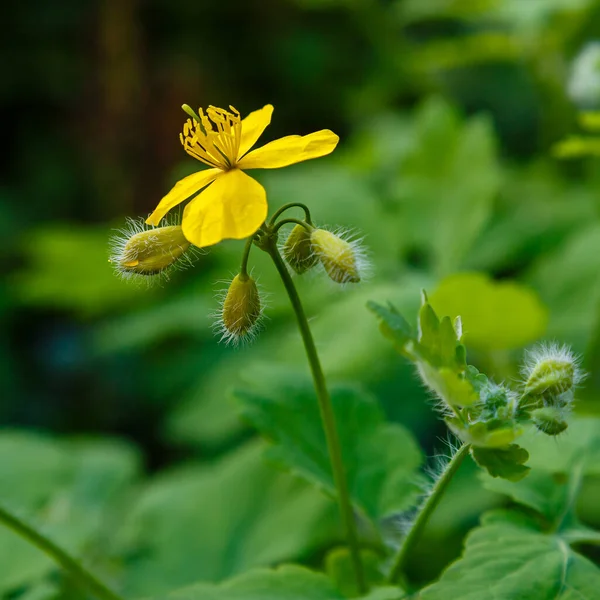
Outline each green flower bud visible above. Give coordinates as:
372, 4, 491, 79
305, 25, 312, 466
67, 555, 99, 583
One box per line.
521, 343, 582, 403
310, 229, 363, 284
220, 274, 262, 342
110, 220, 193, 281
282, 224, 318, 274
531, 407, 568, 436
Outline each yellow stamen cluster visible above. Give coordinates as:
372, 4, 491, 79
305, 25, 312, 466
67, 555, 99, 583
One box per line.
180, 105, 242, 170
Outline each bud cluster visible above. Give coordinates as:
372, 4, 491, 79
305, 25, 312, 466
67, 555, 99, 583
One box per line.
282, 225, 368, 284
112, 203, 368, 345
520, 343, 583, 436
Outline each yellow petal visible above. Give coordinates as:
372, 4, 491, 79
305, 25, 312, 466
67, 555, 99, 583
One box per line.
237, 104, 274, 160
237, 130, 339, 170
146, 168, 221, 226
182, 169, 267, 248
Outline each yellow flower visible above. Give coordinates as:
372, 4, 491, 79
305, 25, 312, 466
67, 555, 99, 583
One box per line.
146, 104, 339, 248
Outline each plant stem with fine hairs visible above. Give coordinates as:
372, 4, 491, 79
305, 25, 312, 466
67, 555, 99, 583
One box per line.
387, 442, 471, 587
265, 238, 367, 595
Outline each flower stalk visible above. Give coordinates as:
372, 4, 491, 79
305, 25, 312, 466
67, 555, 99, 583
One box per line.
263, 235, 367, 595
0, 503, 124, 600
387, 442, 471, 587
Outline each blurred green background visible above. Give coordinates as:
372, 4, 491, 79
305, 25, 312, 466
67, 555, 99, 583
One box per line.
3, 0, 600, 596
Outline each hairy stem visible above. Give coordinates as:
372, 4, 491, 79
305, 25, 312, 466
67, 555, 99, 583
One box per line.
387, 442, 471, 587
0, 504, 124, 600
265, 239, 367, 594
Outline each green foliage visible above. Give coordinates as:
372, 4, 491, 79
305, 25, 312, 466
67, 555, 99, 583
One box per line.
471, 445, 530, 482
324, 547, 385, 597
116, 441, 336, 596
420, 510, 600, 600
482, 418, 600, 523
234, 368, 423, 524
362, 97, 501, 276
369, 294, 576, 482
13, 225, 150, 317
0, 431, 140, 594
429, 272, 547, 351
150, 566, 345, 600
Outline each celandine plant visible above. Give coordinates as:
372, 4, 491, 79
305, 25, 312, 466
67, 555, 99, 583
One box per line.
117, 103, 370, 592
1, 103, 598, 600
369, 295, 586, 588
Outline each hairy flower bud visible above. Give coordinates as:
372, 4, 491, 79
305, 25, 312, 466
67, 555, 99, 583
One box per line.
310, 229, 363, 284
521, 344, 582, 402
110, 220, 193, 281
282, 224, 318, 274
531, 407, 569, 436
219, 274, 262, 342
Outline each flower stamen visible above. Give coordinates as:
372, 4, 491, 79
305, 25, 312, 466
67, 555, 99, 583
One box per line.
180, 105, 242, 170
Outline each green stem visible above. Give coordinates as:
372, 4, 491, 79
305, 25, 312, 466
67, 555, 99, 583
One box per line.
387, 442, 471, 587
272, 217, 313, 235
240, 235, 254, 277
0, 504, 124, 600
265, 239, 367, 595
268, 202, 313, 226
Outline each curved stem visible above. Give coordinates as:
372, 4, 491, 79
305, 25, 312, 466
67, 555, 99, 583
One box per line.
240, 235, 254, 277
0, 504, 124, 600
268, 202, 313, 226
272, 217, 313, 235
387, 442, 471, 587
265, 239, 367, 594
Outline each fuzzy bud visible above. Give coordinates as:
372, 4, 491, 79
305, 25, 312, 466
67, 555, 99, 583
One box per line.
531, 407, 568, 436
110, 222, 192, 280
522, 344, 581, 402
310, 229, 361, 284
282, 224, 318, 274
221, 274, 262, 340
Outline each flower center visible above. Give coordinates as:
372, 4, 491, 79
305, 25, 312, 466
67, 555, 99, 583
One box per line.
180, 105, 242, 170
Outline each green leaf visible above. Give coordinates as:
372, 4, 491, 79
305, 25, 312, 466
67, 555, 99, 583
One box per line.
483, 469, 571, 522
234, 368, 423, 523
151, 565, 406, 600
553, 135, 600, 158
116, 441, 336, 596
421, 510, 600, 599
528, 225, 600, 352
151, 566, 344, 600
366, 301, 414, 352
521, 417, 600, 475
429, 272, 547, 351
371, 296, 477, 409
324, 547, 385, 597
481, 418, 600, 522
415, 295, 465, 371
471, 444, 530, 481
389, 97, 501, 275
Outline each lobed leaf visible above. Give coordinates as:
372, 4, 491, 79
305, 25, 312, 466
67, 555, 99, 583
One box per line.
234, 368, 424, 524
421, 509, 600, 599
471, 444, 530, 482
